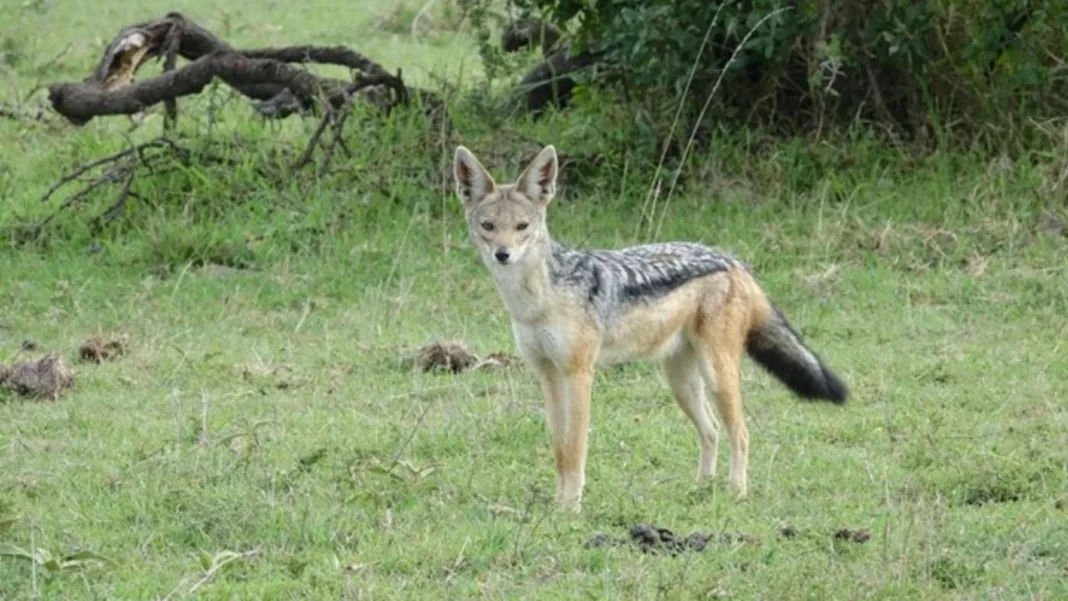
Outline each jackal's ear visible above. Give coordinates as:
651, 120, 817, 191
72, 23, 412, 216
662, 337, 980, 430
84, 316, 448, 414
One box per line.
454, 146, 497, 208
516, 145, 558, 207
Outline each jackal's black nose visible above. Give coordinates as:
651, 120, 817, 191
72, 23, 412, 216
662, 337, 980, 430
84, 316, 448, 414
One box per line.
494, 249, 510, 263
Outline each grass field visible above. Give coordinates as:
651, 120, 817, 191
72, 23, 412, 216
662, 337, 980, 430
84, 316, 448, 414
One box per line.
2, 0, 1068, 599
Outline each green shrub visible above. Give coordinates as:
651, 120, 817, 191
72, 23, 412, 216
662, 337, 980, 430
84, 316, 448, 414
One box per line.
498, 0, 1068, 147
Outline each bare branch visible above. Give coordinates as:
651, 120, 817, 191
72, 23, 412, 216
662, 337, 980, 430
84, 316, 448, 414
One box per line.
45, 13, 422, 126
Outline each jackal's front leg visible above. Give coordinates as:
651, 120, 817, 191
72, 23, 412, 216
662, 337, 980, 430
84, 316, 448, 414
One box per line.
557, 365, 593, 509
532, 359, 593, 511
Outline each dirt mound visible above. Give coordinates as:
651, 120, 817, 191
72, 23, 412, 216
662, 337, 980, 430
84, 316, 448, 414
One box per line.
587, 524, 760, 556
587, 523, 870, 555
405, 340, 519, 374
78, 335, 127, 363
0, 354, 76, 401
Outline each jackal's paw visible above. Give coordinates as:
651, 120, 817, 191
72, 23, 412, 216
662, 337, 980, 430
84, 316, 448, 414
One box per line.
555, 493, 583, 513
696, 468, 717, 481
727, 479, 748, 500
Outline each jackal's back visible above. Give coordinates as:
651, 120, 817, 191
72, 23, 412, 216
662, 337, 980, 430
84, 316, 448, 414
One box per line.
549, 240, 739, 310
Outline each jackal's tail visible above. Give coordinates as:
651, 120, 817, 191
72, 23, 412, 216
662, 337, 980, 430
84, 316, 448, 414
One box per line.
745, 296, 848, 404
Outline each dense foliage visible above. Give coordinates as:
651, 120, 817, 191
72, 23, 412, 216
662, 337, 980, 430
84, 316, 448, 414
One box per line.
503, 0, 1067, 146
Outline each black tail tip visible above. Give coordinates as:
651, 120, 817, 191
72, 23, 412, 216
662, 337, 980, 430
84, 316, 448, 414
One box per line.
810, 365, 848, 404
744, 330, 849, 405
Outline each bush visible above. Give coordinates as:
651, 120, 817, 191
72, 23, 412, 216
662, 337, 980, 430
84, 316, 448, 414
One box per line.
501, 0, 1068, 147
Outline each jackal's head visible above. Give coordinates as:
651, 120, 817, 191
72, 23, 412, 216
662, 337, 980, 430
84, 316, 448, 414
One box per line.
453, 145, 558, 270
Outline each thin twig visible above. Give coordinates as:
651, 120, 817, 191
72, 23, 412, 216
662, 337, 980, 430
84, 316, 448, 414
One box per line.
636, 3, 725, 242
0, 103, 52, 124
90, 165, 137, 234
386, 396, 435, 473
411, 0, 441, 39
38, 145, 143, 203
33, 42, 74, 74
162, 22, 183, 129
319, 105, 352, 176
653, 7, 794, 241
293, 107, 335, 170
35, 169, 125, 233
511, 487, 545, 563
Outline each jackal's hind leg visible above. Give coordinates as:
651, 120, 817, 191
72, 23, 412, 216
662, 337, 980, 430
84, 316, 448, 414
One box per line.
662, 341, 720, 481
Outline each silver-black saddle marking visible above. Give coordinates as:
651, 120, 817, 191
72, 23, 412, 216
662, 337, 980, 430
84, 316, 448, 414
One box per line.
549, 241, 740, 309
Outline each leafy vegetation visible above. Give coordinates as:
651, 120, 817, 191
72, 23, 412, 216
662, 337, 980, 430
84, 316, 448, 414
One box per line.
507, 0, 1068, 145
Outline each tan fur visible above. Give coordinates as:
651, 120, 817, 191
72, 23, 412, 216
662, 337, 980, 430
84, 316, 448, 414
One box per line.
454, 144, 787, 510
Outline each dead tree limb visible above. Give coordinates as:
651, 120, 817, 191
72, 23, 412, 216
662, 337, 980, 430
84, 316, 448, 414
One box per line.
161, 20, 183, 129
45, 12, 432, 127
51, 50, 331, 125
294, 108, 337, 171
30, 13, 454, 238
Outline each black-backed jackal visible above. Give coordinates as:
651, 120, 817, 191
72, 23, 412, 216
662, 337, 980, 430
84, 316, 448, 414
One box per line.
453, 144, 848, 511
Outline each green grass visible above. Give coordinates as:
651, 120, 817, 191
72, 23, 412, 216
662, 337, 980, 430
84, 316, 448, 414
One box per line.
2, 0, 1068, 599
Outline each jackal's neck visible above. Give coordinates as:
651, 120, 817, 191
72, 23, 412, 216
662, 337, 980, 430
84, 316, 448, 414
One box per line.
491, 236, 555, 322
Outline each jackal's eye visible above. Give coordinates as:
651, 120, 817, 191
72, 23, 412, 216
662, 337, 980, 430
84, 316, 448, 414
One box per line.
480, 221, 494, 231
516, 222, 529, 231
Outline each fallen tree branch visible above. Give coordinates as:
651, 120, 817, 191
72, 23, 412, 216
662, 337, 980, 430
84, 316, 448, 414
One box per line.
45, 12, 428, 126
27, 13, 455, 240
51, 50, 331, 125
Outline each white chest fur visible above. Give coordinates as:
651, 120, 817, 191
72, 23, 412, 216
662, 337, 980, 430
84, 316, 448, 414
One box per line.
490, 266, 547, 322
512, 319, 572, 366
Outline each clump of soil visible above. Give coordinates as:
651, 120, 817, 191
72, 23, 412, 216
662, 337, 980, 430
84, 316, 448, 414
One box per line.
627, 525, 712, 554
415, 340, 478, 373
238, 362, 297, 390
587, 524, 760, 556
474, 351, 519, 371
587, 523, 870, 555
834, 528, 871, 544
78, 335, 127, 364
0, 354, 76, 401
405, 340, 520, 374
